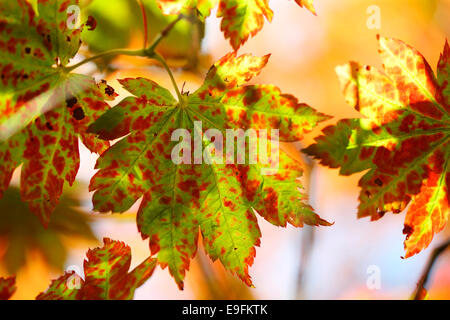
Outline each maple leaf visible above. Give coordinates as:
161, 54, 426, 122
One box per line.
37, 238, 157, 300
155, 0, 316, 50
155, 0, 217, 21
88, 52, 331, 289
295, 0, 316, 15
0, 75, 114, 226
217, 0, 273, 51
0, 276, 16, 300
0, 0, 99, 139
304, 36, 450, 258
0, 1, 113, 226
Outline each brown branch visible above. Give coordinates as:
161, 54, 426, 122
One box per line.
295, 146, 316, 299
138, 0, 148, 48
65, 14, 184, 72
413, 238, 450, 300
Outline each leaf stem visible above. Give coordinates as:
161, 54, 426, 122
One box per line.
152, 52, 183, 102
64, 48, 146, 72
413, 238, 450, 300
146, 15, 184, 54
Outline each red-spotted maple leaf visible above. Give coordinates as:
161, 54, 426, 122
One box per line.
88, 52, 331, 289
0, 276, 16, 300
155, 0, 217, 20
304, 36, 450, 258
0, 75, 114, 226
0, 0, 115, 228
0, 0, 99, 139
37, 238, 157, 300
155, 0, 316, 50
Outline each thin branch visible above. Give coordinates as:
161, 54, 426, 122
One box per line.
295, 149, 315, 299
64, 14, 184, 73
146, 15, 184, 54
413, 238, 450, 300
152, 53, 183, 102
138, 0, 148, 48
64, 48, 146, 72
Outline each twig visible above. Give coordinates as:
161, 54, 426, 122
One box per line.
64, 48, 146, 72
295, 146, 316, 299
152, 52, 183, 102
138, 0, 148, 48
146, 15, 184, 54
413, 238, 450, 300
64, 14, 184, 73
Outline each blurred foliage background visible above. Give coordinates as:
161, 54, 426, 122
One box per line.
2, 0, 450, 299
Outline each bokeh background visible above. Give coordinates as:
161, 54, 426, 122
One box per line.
1, 0, 450, 299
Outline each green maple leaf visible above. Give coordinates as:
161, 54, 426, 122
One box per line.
0, 0, 102, 139
0, 0, 116, 227
0, 276, 16, 300
304, 36, 450, 258
155, 0, 316, 50
37, 238, 157, 300
88, 52, 331, 289
0, 74, 114, 226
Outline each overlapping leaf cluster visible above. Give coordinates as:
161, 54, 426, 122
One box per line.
2, 0, 447, 300
305, 36, 449, 258
88, 52, 331, 288
155, 0, 316, 50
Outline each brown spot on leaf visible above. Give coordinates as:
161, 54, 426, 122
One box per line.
66, 96, 77, 108
86, 16, 97, 31
105, 85, 115, 97
45, 122, 53, 130
73, 107, 85, 120
403, 224, 414, 239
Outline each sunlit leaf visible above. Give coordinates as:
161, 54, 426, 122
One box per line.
0, 0, 100, 138
37, 238, 157, 300
295, 0, 316, 15
154, 0, 316, 50
155, 0, 217, 20
0, 75, 114, 226
305, 36, 450, 258
88, 52, 331, 289
0, 2, 114, 225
